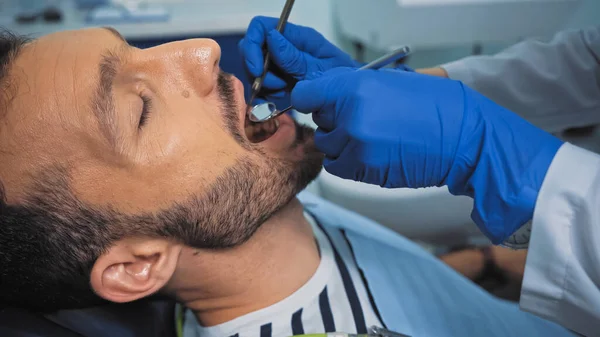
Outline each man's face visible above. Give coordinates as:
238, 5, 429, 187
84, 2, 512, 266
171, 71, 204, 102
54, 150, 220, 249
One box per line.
0, 28, 322, 248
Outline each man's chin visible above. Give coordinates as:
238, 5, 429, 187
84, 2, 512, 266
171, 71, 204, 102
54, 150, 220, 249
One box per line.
178, 122, 322, 251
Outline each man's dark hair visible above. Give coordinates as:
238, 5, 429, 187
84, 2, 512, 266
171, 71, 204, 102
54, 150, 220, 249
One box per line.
0, 30, 111, 311
0, 30, 173, 311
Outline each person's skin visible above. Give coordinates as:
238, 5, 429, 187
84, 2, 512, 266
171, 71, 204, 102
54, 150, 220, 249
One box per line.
440, 246, 528, 283
490, 246, 528, 282
0, 28, 320, 326
416, 67, 448, 78
440, 248, 486, 280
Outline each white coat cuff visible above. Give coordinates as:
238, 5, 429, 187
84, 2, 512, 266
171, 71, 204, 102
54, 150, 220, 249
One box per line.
440, 60, 475, 86
520, 143, 600, 322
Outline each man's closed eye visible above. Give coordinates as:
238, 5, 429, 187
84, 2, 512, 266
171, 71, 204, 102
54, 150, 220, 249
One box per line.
139, 94, 153, 129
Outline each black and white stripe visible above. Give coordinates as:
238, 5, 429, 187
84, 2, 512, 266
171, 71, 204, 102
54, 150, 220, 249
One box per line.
326, 228, 368, 334
186, 213, 381, 337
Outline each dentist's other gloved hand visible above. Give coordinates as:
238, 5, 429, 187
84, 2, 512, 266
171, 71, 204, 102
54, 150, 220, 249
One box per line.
292, 68, 564, 244
239, 16, 360, 103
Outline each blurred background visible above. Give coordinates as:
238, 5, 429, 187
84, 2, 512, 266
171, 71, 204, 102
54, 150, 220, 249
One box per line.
2, 0, 598, 250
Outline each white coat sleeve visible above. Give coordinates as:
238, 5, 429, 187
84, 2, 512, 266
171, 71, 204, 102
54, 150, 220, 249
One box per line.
441, 26, 600, 133
520, 143, 600, 336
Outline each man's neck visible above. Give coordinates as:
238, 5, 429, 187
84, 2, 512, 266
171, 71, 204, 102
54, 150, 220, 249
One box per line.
172, 198, 320, 326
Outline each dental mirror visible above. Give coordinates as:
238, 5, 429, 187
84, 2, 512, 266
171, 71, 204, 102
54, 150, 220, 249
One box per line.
248, 103, 293, 123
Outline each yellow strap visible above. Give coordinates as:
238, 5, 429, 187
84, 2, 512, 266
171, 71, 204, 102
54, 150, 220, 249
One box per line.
176, 305, 184, 337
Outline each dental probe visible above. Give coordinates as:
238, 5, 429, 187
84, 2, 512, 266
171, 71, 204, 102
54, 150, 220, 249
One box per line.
247, 0, 296, 109
248, 45, 411, 123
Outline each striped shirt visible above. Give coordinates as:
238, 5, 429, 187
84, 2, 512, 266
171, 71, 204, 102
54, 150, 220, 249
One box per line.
183, 212, 382, 337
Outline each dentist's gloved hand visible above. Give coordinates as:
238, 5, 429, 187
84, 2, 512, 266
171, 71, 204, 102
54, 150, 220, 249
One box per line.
239, 16, 358, 102
292, 67, 564, 244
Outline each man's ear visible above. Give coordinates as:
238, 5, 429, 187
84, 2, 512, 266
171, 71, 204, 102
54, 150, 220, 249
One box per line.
90, 238, 182, 303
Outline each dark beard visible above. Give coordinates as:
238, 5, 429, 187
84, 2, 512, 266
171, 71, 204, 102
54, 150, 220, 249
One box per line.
166, 151, 322, 249
167, 72, 324, 248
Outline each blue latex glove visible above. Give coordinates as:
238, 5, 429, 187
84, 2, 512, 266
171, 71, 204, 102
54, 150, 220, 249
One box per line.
238, 16, 361, 103
292, 67, 564, 244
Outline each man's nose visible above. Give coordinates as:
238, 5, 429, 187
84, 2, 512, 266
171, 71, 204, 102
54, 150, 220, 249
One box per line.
148, 38, 222, 94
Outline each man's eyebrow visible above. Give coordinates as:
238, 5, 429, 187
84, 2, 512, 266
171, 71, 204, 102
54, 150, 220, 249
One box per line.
91, 49, 121, 146
102, 26, 126, 43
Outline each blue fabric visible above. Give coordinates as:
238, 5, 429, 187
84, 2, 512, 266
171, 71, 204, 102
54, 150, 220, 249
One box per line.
298, 191, 573, 337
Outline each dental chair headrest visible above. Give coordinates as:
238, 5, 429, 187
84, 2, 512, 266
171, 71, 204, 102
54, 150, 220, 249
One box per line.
0, 299, 176, 337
